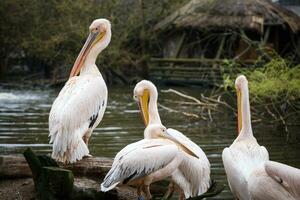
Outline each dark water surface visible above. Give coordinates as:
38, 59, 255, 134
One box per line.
0, 85, 299, 199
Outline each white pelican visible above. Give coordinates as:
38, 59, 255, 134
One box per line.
248, 160, 300, 200
101, 124, 184, 200
222, 75, 269, 199
133, 80, 211, 199
49, 19, 111, 163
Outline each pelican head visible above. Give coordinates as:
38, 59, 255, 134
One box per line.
133, 80, 158, 126
70, 18, 112, 77
235, 75, 248, 134
144, 124, 167, 139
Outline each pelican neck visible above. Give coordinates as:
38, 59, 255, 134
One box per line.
81, 29, 111, 76
238, 83, 253, 138
148, 87, 162, 125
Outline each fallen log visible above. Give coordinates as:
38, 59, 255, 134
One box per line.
0, 154, 113, 179
62, 156, 113, 179
0, 149, 138, 200
0, 154, 32, 178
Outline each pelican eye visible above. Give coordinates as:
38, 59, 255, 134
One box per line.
91, 27, 100, 33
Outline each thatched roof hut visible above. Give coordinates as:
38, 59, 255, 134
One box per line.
148, 0, 300, 85
155, 0, 300, 33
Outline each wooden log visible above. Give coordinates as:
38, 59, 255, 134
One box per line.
0, 154, 32, 178
0, 155, 112, 179
62, 156, 113, 178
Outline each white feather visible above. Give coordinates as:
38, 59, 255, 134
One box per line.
167, 128, 211, 198
248, 161, 300, 200
49, 74, 107, 163
222, 137, 269, 200
101, 139, 181, 192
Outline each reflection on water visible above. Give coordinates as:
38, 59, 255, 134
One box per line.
0, 86, 299, 199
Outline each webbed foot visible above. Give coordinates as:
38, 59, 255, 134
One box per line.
138, 196, 145, 200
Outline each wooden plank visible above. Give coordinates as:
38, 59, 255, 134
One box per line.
150, 71, 222, 78
151, 77, 219, 86
174, 32, 186, 58
150, 57, 256, 64
149, 74, 223, 82
150, 66, 223, 72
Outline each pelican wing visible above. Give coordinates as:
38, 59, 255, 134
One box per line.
101, 139, 179, 191
222, 142, 269, 199
166, 128, 211, 197
265, 161, 300, 195
174, 154, 211, 198
49, 75, 107, 163
248, 162, 299, 200
222, 147, 249, 199
166, 128, 206, 159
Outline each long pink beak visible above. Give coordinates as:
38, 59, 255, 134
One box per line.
69, 31, 99, 78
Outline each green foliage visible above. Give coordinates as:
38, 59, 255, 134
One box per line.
221, 55, 300, 100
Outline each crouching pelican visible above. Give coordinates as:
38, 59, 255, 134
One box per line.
101, 124, 184, 200
222, 75, 269, 199
49, 19, 111, 163
133, 80, 211, 199
248, 160, 300, 200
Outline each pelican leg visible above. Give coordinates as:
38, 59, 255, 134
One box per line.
178, 191, 184, 200
137, 186, 145, 200
142, 185, 152, 200
163, 181, 175, 199
83, 131, 92, 157
83, 131, 91, 146
174, 183, 184, 200
83, 135, 89, 145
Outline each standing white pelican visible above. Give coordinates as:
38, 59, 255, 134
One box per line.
49, 19, 111, 163
101, 124, 184, 200
248, 160, 300, 200
222, 75, 269, 199
133, 80, 211, 199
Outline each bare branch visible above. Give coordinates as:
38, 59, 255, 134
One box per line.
161, 89, 214, 107
158, 103, 201, 119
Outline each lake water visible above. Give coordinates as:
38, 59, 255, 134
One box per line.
0, 85, 299, 199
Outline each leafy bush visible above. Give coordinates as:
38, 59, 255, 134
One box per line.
221, 54, 300, 101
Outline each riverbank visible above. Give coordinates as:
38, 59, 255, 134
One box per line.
0, 154, 139, 200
